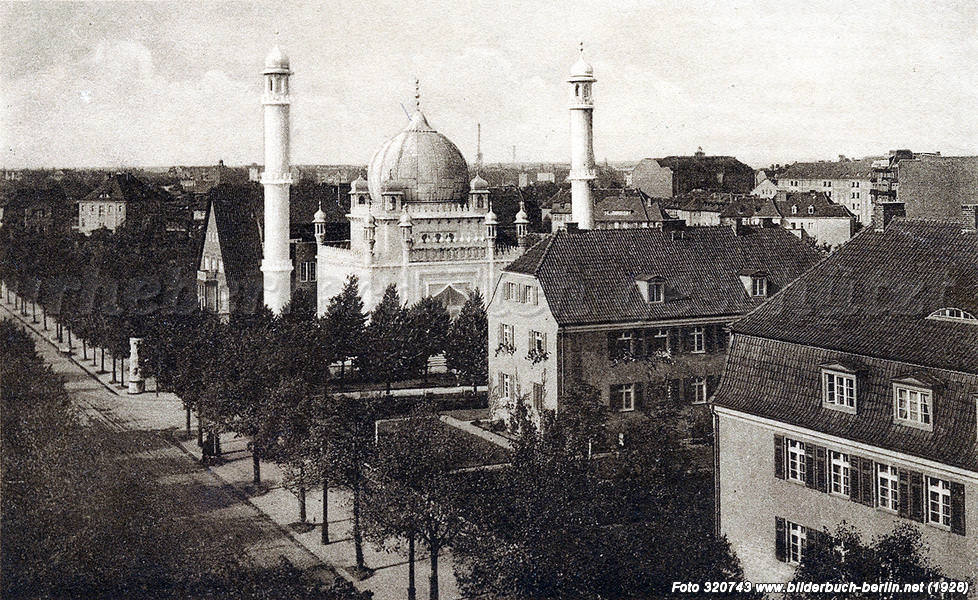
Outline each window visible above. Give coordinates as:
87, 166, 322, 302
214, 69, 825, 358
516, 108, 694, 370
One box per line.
532, 383, 545, 411
650, 281, 664, 303
501, 373, 512, 398
691, 326, 705, 353
693, 377, 707, 404
823, 181, 831, 187
787, 439, 806, 484
615, 330, 635, 358
830, 451, 850, 497
823, 370, 856, 412
877, 463, 900, 511
791, 204, 798, 215
501, 323, 514, 346
788, 522, 807, 564
927, 477, 951, 528
808, 205, 815, 215
611, 383, 635, 412
531, 330, 545, 353
650, 328, 670, 353
751, 276, 767, 297
299, 261, 316, 282
927, 307, 978, 323
894, 385, 932, 429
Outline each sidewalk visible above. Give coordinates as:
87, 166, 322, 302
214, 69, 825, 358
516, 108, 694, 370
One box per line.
0, 291, 463, 600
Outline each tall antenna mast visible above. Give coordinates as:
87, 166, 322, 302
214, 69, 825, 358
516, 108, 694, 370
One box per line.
476, 123, 483, 173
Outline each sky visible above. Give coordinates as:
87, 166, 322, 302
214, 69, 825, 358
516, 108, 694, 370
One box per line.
1, 0, 976, 170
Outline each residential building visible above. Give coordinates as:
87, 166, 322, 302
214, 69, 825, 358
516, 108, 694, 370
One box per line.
547, 187, 676, 231
634, 149, 755, 197
77, 172, 169, 234
896, 155, 978, 230
630, 157, 673, 199
751, 178, 777, 199
775, 191, 856, 248
488, 225, 823, 429
713, 219, 978, 584
196, 196, 263, 317
777, 158, 876, 226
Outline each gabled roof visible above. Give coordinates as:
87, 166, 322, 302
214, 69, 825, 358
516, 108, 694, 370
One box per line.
780, 158, 877, 180
82, 172, 169, 205
775, 191, 853, 218
200, 196, 263, 283
731, 219, 978, 372
505, 226, 823, 326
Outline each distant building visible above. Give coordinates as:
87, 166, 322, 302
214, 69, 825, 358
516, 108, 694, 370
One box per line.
630, 158, 673, 198
896, 155, 978, 229
1, 186, 72, 234
713, 219, 978, 585
488, 225, 823, 430
547, 187, 673, 232
77, 172, 169, 234
777, 158, 875, 226
718, 191, 856, 249
196, 197, 262, 317
751, 178, 777, 199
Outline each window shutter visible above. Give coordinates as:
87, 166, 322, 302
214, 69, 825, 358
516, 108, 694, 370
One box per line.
542, 332, 547, 351
775, 517, 787, 562
898, 469, 911, 518
805, 443, 816, 489
634, 382, 644, 411
682, 377, 693, 405
860, 458, 875, 506
497, 323, 504, 344
909, 471, 925, 523
849, 456, 862, 502
528, 330, 534, 353
705, 324, 716, 353
950, 481, 966, 535
815, 446, 828, 493
670, 327, 681, 353
609, 385, 619, 411
607, 331, 618, 359
498, 373, 504, 394
774, 435, 785, 479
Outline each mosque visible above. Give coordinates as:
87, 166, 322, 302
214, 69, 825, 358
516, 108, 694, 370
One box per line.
258, 45, 597, 315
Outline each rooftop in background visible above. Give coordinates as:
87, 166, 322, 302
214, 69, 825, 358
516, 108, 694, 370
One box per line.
779, 158, 878, 180
506, 225, 823, 327
731, 219, 978, 373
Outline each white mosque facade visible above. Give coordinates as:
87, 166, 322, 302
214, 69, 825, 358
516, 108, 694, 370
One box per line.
259, 46, 597, 316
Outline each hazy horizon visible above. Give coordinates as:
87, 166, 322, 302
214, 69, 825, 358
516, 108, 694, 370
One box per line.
2, 0, 976, 171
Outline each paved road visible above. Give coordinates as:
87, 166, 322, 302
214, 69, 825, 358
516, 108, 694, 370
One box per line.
3, 310, 341, 582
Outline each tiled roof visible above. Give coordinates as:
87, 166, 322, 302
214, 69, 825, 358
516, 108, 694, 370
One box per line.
505, 225, 823, 326
82, 172, 170, 205
202, 195, 263, 282
714, 335, 978, 472
775, 191, 853, 218
731, 219, 978, 373
780, 158, 877, 180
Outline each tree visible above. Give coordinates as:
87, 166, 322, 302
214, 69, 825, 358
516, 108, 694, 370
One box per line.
356, 284, 407, 393
786, 522, 965, 600
364, 407, 476, 600
404, 296, 450, 382
445, 289, 488, 392
324, 275, 366, 383
264, 377, 321, 523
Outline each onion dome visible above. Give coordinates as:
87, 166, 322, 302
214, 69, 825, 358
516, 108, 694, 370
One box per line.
367, 110, 469, 204
264, 46, 291, 74
313, 205, 327, 223
365, 213, 376, 227
399, 211, 413, 227
350, 174, 369, 193
484, 209, 498, 226
569, 43, 594, 79
470, 174, 489, 191
515, 204, 529, 225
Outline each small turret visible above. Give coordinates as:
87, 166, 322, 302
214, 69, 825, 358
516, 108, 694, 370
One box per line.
515, 200, 529, 243
313, 201, 327, 244
399, 210, 413, 244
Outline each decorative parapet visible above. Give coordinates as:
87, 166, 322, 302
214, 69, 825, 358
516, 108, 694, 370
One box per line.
262, 92, 290, 105
317, 244, 360, 264
409, 245, 488, 263
494, 245, 524, 263
407, 202, 484, 216
260, 172, 294, 185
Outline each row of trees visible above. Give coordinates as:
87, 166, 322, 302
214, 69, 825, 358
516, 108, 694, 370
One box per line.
0, 319, 368, 599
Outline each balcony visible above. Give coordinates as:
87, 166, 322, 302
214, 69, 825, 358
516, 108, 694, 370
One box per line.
197, 269, 218, 281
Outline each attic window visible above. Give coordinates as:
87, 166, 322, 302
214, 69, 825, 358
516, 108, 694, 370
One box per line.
636, 276, 665, 303
807, 205, 815, 215
751, 276, 768, 297
927, 308, 978, 324
791, 205, 798, 215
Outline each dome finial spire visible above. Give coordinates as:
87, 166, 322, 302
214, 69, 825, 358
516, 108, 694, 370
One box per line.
579, 41, 584, 55
415, 79, 421, 111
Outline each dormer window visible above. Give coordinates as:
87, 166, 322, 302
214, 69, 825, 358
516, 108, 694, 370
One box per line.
821, 362, 857, 414
636, 275, 665, 303
807, 205, 815, 215
927, 308, 978, 324
892, 375, 935, 431
751, 276, 768, 298
791, 204, 798, 215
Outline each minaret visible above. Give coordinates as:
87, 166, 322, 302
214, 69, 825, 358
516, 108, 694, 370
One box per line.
567, 43, 596, 230
260, 46, 293, 314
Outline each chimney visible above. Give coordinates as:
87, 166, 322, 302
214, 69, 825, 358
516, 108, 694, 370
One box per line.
565, 222, 580, 235
731, 218, 748, 236
661, 218, 685, 233
873, 202, 905, 232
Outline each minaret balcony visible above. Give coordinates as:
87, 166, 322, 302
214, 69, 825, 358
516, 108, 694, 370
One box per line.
568, 168, 597, 180
262, 92, 291, 105
261, 172, 294, 185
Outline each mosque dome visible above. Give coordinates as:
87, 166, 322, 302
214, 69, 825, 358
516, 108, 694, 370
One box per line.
350, 174, 369, 193
470, 174, 489, 191
367, 110, 469, 205
313, 206, 327, 223
264, 46, 291, 74
569, 44, 594, 79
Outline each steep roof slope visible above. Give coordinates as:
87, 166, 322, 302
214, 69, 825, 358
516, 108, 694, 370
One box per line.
507, 225, 823, 326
